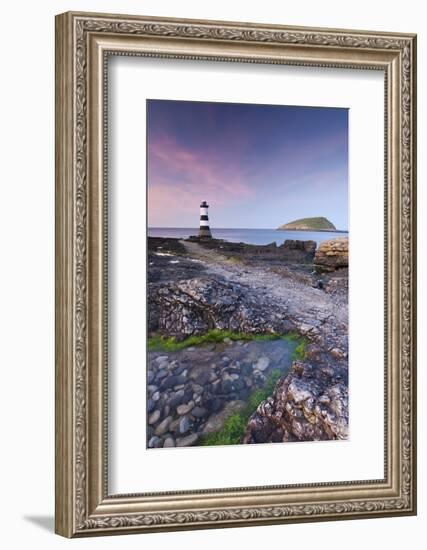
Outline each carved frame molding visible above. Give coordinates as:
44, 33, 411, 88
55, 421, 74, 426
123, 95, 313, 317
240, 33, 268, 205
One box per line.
55, 12, 416, 537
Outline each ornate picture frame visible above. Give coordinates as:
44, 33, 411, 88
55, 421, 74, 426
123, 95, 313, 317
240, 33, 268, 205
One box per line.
55, 11, 417, 537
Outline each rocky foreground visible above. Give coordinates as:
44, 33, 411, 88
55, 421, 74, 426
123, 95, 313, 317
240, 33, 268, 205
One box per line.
147, 236, 349, 447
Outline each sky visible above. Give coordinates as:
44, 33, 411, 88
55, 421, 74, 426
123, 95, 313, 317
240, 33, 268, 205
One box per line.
147, 99, 348, 230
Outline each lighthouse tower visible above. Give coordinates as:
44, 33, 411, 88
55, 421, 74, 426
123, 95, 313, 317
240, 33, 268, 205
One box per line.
198, 201, 212, 239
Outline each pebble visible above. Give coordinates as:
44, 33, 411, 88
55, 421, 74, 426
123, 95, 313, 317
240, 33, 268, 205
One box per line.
155, 355, 168, 365
163, 437, 175, 448
147, 371, 155, 384
177, 403, 193, 416
148, 436, 162, 448
155, 416, 173, 436
147, 398, 155, 413
191, 406, 207, 418
169, 389, 185, 409
179, 415, 192, 434
157, 369, 168, 380
148, 410, 161, 425
176, 433, 199, 447
254, 356, 270, 371
152, 391, 160, 402
160, 375, 180, 390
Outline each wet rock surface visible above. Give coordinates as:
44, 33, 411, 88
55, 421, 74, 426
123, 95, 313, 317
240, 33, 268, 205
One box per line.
147, 236, 349, 447
147, 339, 297, 448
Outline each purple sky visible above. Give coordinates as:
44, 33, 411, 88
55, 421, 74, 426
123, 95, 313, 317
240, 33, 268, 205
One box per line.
147, 99, 348, 230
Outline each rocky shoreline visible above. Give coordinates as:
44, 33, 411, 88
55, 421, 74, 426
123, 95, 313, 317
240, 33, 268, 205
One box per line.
147, 235, 349, 447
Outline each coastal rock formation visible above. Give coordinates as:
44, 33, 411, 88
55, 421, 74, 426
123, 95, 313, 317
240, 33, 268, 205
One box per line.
148, 276, 293, 337
243, 354, 348, 443
283, 239, 316, 254
277, 216, 336, 231
314, 237, 348, 271
147, 236, 349, 447
188, 237, 316, 263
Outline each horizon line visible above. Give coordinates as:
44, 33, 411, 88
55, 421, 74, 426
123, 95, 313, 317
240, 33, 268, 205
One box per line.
148, 226, 349, 232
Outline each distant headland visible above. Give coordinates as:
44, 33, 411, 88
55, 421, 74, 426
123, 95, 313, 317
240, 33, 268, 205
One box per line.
277, 216, 346, 233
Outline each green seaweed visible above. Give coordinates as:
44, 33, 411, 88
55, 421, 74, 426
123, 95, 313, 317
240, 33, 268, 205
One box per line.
148, 329, 306, 353
201, 368, 283, 446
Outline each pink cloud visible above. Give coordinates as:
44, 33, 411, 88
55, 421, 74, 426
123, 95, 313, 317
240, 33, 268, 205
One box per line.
147, 135, 255, 225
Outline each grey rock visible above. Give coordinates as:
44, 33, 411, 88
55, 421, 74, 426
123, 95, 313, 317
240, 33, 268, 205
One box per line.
155, 416, 173, 436
191, 406, 207, 418
179, 415, 192, 434
148, 409, 161, 425
177, 403, 193, 416
147, 398, 155, 414
176, 433, 199, 447
160, 375, 180, 391
148, 436, 162, 448
163, 437, 175, 448
168, 389, 185, 409
254, 356, 270, 371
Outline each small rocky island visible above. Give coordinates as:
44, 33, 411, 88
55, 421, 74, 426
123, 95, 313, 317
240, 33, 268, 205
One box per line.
147, 235, 349, 448
277, 216, 337, 231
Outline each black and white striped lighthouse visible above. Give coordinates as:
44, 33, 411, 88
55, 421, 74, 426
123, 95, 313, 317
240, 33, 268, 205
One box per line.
198, 201, 212, 239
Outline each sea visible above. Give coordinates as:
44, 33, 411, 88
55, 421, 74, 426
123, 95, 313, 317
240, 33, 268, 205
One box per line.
148, 227, 348, 248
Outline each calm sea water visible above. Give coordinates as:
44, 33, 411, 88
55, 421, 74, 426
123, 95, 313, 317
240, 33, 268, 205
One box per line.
148, 227, 348, 247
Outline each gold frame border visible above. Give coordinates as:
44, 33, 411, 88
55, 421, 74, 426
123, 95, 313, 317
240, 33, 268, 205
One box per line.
55, 11, 417, 537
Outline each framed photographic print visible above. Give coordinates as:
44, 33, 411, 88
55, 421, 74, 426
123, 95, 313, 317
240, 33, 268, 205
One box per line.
55, 11, 417, 537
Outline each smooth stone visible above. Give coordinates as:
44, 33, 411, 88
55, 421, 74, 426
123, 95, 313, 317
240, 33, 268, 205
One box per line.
169, 418, 181, 432
147, 371, 155, 384
192, 383, 203, 394
176, 433, 199, 447
194, 371, 210, 385
191, 406, 207, 418
223, 337, 232, 344
163, 437, 175, 448
169, 389, 185, 409
147, 398, 155, 413
254, 356, 270, 371
177, 403, 193, 416
152, 391, 160, 402
148, 436, 162, 448
155, 415, 173, 436
160, 375, 180, 390
175, 374, 188, 385
156, 369, 168, 380
179, 415, 192, 434
155, 355, 168, 364
148, 409, 161, 425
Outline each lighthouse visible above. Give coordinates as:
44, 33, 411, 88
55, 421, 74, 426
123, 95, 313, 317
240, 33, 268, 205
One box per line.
198, 201, 212, 239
